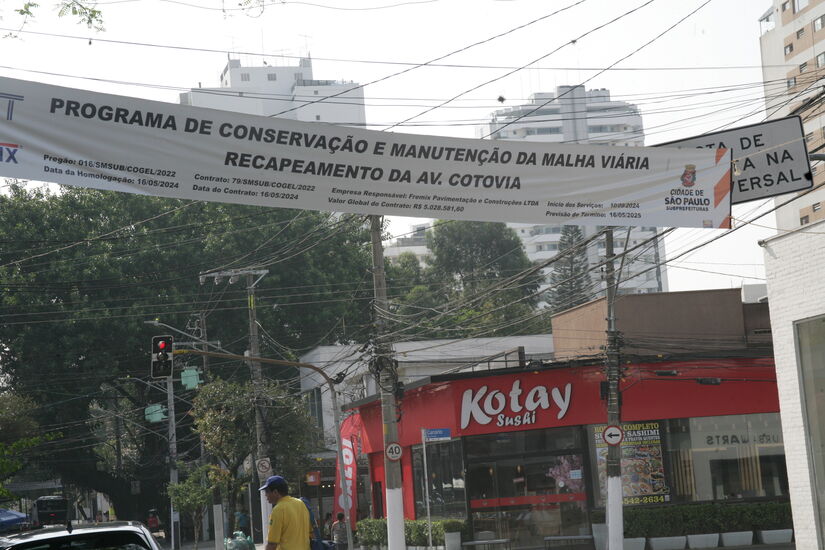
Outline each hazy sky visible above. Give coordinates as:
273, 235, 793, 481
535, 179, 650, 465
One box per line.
1, 0, 782, 291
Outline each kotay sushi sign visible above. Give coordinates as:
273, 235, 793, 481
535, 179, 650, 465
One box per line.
454, 370, 604, 436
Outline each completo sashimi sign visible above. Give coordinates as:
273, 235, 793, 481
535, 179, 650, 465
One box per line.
0, 76, 731, 228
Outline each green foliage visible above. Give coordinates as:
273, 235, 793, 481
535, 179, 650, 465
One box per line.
0, 436, 45, 498
192, 377, 317, 534
749, 501, 792, 530
386, 221, 548, 339
167, 464, 214, 546
717, 503, 757, 532
619, 501, 791, 537
9, 2, 104, 31
0, 184, 370, 519
357, 519, 458, 546
547, 225, 592, 313
441, 519, 465, 533
355, 518, 387, 546
0, 392, 52, 497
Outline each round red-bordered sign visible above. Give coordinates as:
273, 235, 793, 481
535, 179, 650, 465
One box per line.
385, 443, 403, 461
602, 425, 624, 446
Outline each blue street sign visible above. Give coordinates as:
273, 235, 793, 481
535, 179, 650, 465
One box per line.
424, 428, 451, 442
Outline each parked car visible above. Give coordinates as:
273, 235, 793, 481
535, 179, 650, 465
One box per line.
0, 521, 162, 550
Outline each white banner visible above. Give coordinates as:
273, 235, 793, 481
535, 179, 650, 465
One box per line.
0, 77, 731, 228
659, 116, 810, 205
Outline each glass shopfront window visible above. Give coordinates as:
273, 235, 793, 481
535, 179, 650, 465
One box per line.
464, 427, 589, 546
588, 415, 788, 507
412, 439, 467, 519
796, 315, 825, 545
665, 413, 787, 502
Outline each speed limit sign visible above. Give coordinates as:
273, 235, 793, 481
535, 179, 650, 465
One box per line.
385, 443, 403, 461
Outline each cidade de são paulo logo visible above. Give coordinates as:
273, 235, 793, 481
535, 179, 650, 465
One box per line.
460, 379, 572, 429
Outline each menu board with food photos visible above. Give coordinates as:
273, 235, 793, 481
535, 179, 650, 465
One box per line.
592, 422, 671, 506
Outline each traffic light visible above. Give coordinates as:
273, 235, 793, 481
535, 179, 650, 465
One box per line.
151, 335, 174, 378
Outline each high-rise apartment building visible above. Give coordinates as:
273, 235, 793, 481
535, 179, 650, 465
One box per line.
484, 85, 668, 298
759, 1, 825, 228
759, 3, 825, 548
180, 56, 366, 126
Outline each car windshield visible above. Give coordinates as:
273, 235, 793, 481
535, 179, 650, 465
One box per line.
5, 532, 151, 550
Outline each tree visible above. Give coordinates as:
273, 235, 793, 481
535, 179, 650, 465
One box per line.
0, 392, 50, 498
0, 183, 370, 519
10, 2, 104, 31
167, 464, 215, 550
191, 378, 318, 535
386, 221, 547, 338
547, 225, 592, 313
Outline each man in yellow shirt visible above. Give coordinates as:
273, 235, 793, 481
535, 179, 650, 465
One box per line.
260, 475, 311, 550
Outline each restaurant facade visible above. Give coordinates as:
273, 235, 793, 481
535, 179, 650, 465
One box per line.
341, 355, 786, 544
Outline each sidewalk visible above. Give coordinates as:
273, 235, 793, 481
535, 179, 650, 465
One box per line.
175, 541, 796, 550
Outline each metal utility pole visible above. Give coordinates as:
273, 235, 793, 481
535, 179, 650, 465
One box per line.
199, 268, 269, 543
604, 228, 623, 549
167, 373, 180, 550
369, 215, 405, 550
145, 318, 228, 550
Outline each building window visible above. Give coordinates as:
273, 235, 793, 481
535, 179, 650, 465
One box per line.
794, 0, 809, 12
240, 73, 250, 82
801, 215, 810, 224
800, 61, 808, 73
806, 132, 814, 143
781, 0, 789, 10
314, 90, 319, 95
661, 414, 787, 502
305, 387, 324, 432
411, 440, 467, 520
795, 316, 825, 528
785, 43, 794, 55
315, 115, 321, 121
267, 73, 277, 81
817, 53, 825, 67
813, 202, 821, 212
787, 77, 797, 89
798, 28, 806, 38
816, 15, 825, 31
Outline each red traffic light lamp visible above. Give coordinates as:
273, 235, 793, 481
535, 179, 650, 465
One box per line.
151, 335, 174, 378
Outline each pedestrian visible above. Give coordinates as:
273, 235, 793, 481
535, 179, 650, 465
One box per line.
322, 513, 333, 540
235, 510, 250, 536
260, 475, 312, 550
331, 513, 348, 550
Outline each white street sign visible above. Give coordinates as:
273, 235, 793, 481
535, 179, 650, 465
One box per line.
660, 116, 811, 204
602, 425, 624, 446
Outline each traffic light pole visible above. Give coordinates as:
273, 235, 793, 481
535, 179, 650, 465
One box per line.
173, 348, 356, 550
167, 374, 180, 550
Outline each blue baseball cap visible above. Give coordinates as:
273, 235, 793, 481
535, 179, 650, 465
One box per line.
259, 475, 288, 493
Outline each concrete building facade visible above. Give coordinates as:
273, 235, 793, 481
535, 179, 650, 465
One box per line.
492, 86, 667, 298
762, 220, 825, 549
179, 57, 366, 126
759, 0, 825, 229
